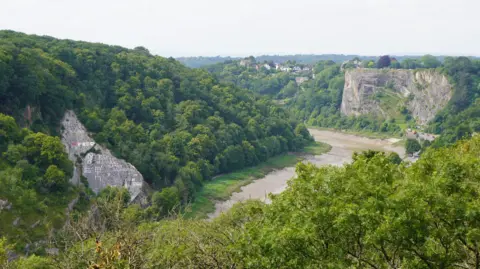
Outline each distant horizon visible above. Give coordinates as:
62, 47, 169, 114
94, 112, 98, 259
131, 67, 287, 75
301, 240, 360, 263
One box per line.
2, 28, 479, 60
175, 53, 480, 58
1, 0, 479, 58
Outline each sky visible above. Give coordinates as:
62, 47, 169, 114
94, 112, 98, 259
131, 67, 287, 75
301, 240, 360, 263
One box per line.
0, 0, 479, 57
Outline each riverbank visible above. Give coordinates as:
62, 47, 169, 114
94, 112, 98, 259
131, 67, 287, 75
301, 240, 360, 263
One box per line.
206, 129, 406, 219
184, 141, 331, 219
307, 126, 403, 140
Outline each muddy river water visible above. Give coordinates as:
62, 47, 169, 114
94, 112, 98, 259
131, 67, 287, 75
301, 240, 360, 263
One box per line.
208, 129, 405, 219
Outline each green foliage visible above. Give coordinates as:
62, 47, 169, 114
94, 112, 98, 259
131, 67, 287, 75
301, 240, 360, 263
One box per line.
185, 153, 304, 219
151, 187, 180, 217
205, 57, 408, 136
0, 114, 77, 251
421, 54, 442, 68
428, 57, 480, 146
405, 138, 421, 154
0, 31, 309, 218
377, 55, 391, 68
284, 61, 403, 135
301, 141, 332, 155
34, 136, 480, 268
204, 59, 294, 96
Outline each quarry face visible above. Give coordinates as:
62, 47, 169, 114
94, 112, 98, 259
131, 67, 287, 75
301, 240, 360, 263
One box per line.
341, 69, 453, 125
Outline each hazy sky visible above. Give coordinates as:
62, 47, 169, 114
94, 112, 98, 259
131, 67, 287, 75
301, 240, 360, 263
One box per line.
0, 0, 478, 57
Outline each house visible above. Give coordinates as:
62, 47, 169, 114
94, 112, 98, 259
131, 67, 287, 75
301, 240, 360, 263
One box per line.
275, 63, 281, 70
264, 64, 271, 70
302, 67, 311, 71
293, 66, 302, 72
280, 66, 291, 72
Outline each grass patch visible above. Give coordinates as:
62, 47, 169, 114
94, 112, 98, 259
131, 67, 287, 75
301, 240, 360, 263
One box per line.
309, 126, 401, 139
184, 142, 331, 219
184, 154, 301, 219
303, 141, 332, 155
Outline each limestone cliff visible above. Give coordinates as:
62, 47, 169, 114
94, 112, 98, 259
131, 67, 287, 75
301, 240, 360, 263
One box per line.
341, 69, 453, 125
61, 111, 148, 203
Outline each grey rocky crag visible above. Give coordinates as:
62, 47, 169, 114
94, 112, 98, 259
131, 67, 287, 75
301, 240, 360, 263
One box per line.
341, 69, 453, 125
61, 111, 147, 203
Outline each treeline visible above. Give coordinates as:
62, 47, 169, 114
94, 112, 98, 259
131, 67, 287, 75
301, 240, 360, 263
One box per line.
178, 54, 465, 68
0, 31, 312, 217
4, 135, 480, 268
348, 54, 443, 69
178, 54, 376, 68
177, 56, 238, 68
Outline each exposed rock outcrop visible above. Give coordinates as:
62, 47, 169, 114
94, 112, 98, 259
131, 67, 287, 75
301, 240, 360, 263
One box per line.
341, 69, 453, 125
61, 111, 148, 203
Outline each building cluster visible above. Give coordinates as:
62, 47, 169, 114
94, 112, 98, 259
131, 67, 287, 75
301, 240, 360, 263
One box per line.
275, 64, 312, 73
239, 58, 312, 74
238, 58, 313, 85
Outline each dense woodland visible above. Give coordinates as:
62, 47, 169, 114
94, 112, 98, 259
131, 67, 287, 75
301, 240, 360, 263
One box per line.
0, 31, 312, 248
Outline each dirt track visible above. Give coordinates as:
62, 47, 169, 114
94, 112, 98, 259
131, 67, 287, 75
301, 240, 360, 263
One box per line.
208, 129, 405, 219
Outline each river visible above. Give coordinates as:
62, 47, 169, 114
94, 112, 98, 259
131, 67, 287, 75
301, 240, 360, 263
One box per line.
208, 129, 405, 219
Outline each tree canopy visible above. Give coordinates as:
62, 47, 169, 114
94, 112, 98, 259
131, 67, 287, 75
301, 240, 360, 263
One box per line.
4, 134, 480, 268
0, 31, 313, 250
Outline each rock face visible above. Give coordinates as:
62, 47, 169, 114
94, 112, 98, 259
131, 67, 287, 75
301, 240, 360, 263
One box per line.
341, 69, 453, 125
61, 111, 147, 203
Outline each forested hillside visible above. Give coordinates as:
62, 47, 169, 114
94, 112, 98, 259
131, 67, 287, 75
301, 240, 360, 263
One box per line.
204, 58, 404, 134
2, 30, 480, 267
0, 31, 312, 247
203, 58, 302, 97
3, 133, 480, 268
205, 56, 480, 144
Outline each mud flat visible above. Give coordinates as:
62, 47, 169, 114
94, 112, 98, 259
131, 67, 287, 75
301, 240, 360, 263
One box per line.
208, 129, 405, 219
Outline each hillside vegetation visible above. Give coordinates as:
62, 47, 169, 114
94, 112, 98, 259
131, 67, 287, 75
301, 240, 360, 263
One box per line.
0, 31, 312, 247
205, 56, 480, 145
0, 113, 80, 252
2, 31, 480, 267
3, 134, 480, 268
